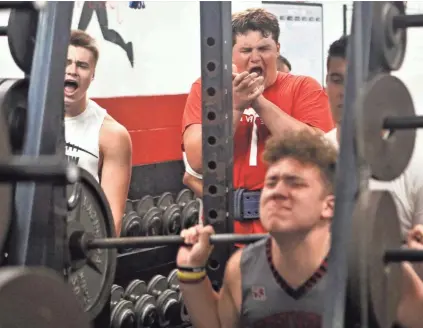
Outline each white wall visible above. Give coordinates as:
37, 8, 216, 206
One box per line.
0, 1, 421, 111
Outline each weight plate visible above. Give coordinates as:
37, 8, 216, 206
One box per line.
135, 195, 155, 218
156, 289, 180, 324
181, 200, 200, 229
111, 285, 124, 309
125, 279, 148, 301
8, 8, 38, 75
176, 189, 193, 207
142, 207, 163, 236
359, 74, 415, 181
121, 211, 142, 237
134, 294, 159, 328
179, 293, 190, 323
0, 81, 13, 262
125, 199, 133, 214
167, 269, 179, 290
0, 267, 90, 328
348, 190, 402, 328
372, 2, 406, 71
111, 299, 135, 328
163, 204, 182, 235
0, 79, 28, 153
157, 192, 174, 210
67, 168, 117, 320
147, 275, 168, 295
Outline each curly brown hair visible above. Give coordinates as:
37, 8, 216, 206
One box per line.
69, 29, 99, 66
263, 130, 337, 194
232, 8, 280, 45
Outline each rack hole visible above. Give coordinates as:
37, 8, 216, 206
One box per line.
207, 87, 216, 97
206, 37, 215, 46
207, 136, 216, 145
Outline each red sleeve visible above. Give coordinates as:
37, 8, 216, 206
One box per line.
291, 76, 334, 133
182, 78, 202, 135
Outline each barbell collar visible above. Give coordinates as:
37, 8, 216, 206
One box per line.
383, 115, 423, 130
384, 248, 423, 263
0, 156, 79, 183
84, 233, 269, 250
393, 14, 423, 29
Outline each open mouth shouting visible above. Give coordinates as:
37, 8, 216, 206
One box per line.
64, 79, 79, 96
249, 66, 263, 76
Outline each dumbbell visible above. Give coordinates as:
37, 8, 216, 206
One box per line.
121, 211, 143, 238
181, 199, 200, 229
134, 195, 163, 236
167, 269, 190, 323
110, 284, 136, 328
125, 199, 134, 214
124, 280, 159, 328
175, 189, 194, 208
157, 192, 182, 236
147, 274, 181, 325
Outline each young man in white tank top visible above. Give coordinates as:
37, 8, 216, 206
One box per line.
64, 30, 132, 235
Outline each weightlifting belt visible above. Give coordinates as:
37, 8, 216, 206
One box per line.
233, 189, 261, 222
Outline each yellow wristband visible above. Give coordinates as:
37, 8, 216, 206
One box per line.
177, 269, 207, 282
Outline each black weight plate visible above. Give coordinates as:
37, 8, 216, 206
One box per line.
0, 81, 13, 261
176, 188, 193, 207
8, 8, 38, 75
0, 267, 90, 328
121, 211, 142, 237
167, 269, 179, 290
125, 279, 147, 300
163, 204, 182, 235
181, 199, 200, 229
157, 192, 174, 210
179, 293, 190, 323
156, 289, 179, 323
67, 168, 117, 320
111, 285, 124, 309
0, 79, 28, 153
359, 74, 415, 181
372, 2, 406, 71
142, 206, 163, 236
111, 299, 135, 328
136, 195, 155, 218
147, 275, 168, 295
125, 199, 133, 214
134, 294, 158, 328
348, 190, 402, 328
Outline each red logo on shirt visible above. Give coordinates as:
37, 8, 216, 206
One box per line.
251, 286, 266, 301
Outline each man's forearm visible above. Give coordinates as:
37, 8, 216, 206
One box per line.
253, 96, 318, 137
180, 278, 221, 328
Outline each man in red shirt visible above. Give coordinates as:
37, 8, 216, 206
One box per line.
182, 8, 334, 236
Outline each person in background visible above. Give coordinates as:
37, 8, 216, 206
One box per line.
277, 54, 291, 73
182, 8, 334, 239
64, 30, 132, 235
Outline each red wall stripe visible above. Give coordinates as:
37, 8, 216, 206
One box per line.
93, 94, 188, 165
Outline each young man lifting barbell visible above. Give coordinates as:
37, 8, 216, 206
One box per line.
176, 130, 423, 328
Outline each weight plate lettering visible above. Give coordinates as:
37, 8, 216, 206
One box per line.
0, 267, 90, 328
348, 190, 402, 328
8, 8, 38, 75
67, 168, 117, 320
359, 74, 415, 181
0, 80, 13, 262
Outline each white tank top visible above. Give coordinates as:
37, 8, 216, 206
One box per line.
65, 100, 107, 182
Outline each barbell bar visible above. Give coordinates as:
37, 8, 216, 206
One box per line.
0, 157, 79, 183
393, 14, 423, 29
384, 248, 423, 263
78, 233, 268, 250
383, 115, 423, 130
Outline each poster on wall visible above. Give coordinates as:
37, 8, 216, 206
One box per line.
262, 1, 324, 85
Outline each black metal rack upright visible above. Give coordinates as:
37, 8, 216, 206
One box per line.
199, 1, 234, 289
7, 2, 74, 274
322, 2, 374, 328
